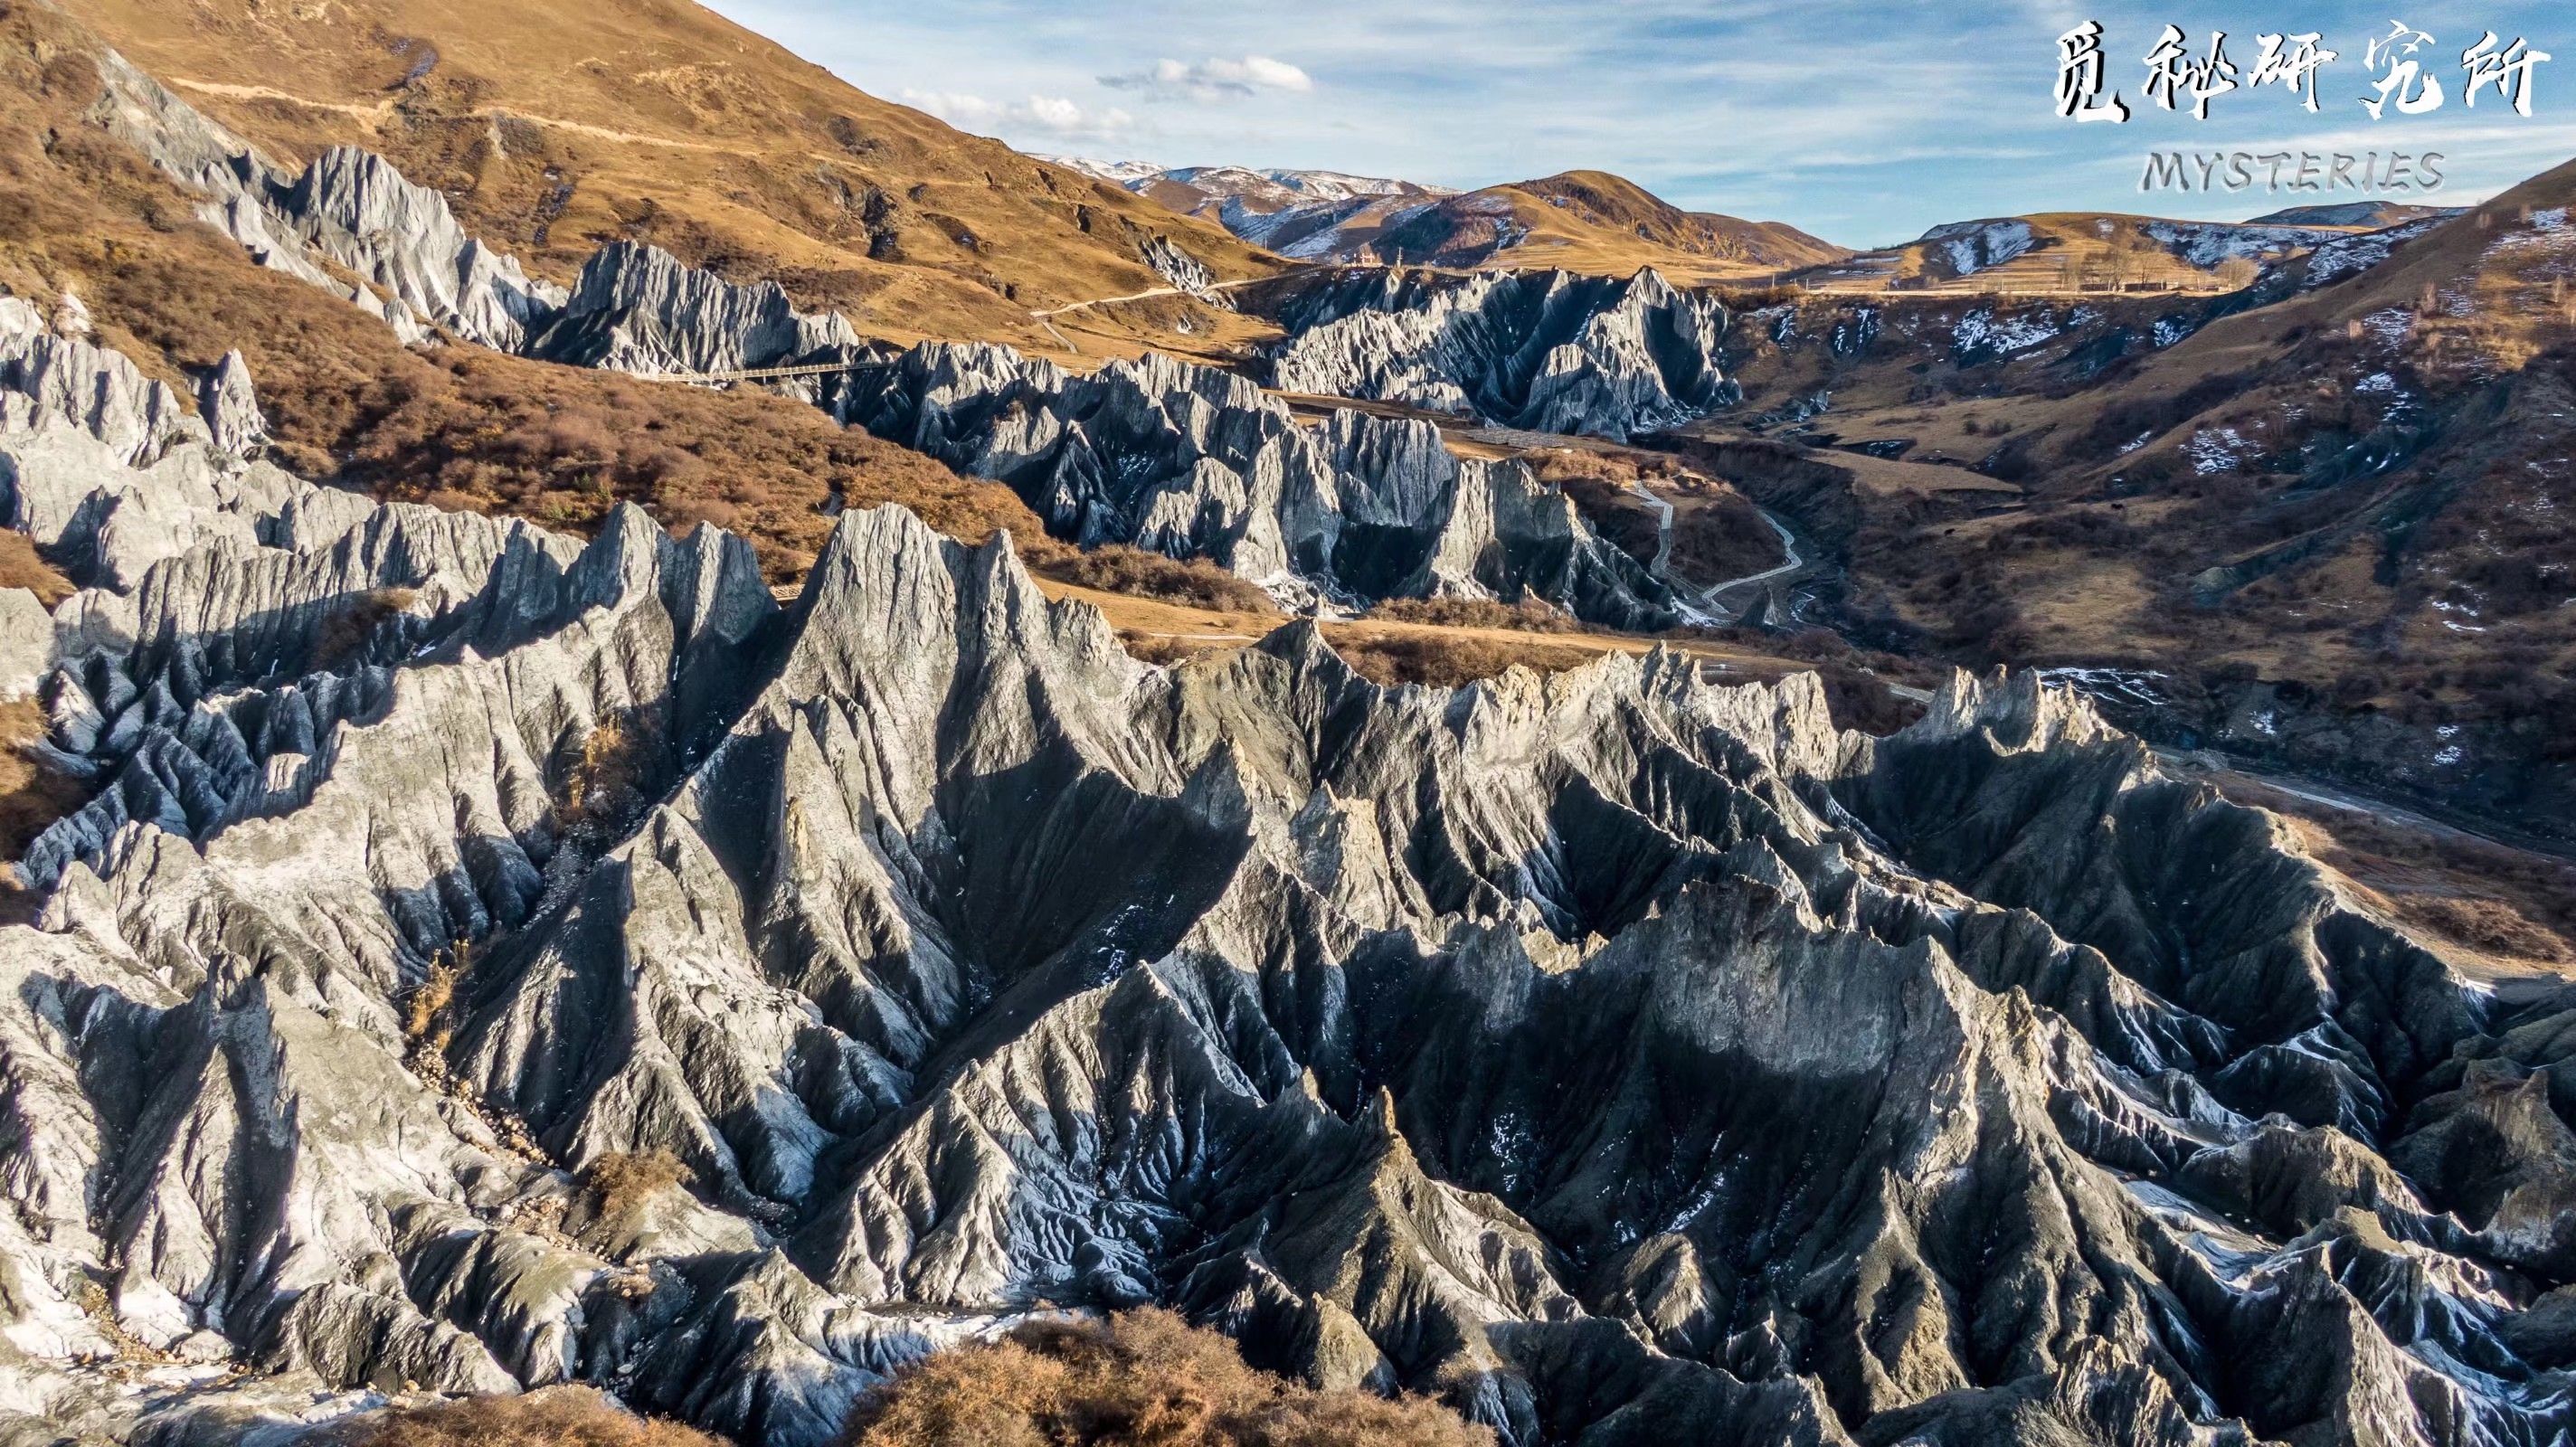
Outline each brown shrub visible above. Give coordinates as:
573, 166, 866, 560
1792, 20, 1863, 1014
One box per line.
312, 588, 418, 671
1363, 596, 1583, 633
402, 945, 463, 1049
1116, 629, 1222, 667
0, 533, 71, 605
840, 1309, 1492, 1447
557, 717, 658, 834
336, 1386, 723, 1447
1029, 544, 1274, 614
0, 697, 87, 923
581, 1149, 695, 1217
1328, 632, 1598, 689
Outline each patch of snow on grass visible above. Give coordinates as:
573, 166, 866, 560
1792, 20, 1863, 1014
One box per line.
2185, 427, 2252, 473
1953, 307, 2060, 355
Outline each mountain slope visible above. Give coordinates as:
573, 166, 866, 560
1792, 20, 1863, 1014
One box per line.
1802, 211, 2359, 293
1663, 159, 2576, 841
1086, 161, 1455, 260
1096, 161, 1847, 279
2251, 200, 2462, 228
52, 0, 1280, 351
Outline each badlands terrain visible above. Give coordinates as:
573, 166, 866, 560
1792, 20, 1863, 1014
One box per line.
0, 1, 2572, 1445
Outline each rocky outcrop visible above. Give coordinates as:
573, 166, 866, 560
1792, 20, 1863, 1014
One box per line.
834, 340, 1678, 624
1270, 268, 1738, 440
0, 298, 205, 468
524, 241, 858, 376
272, 147, 566, 352
80, 47, 556, 351
1140, 234, 1219, 299
1, 307, 2571, 1443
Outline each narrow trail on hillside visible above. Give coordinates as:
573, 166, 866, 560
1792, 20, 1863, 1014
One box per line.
1624, 481, 1674, 575
1700, 509, 1803, 601
1031, 276, 1265, 318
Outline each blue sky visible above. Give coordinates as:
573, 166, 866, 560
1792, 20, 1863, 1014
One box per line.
703, 1, 2576, 247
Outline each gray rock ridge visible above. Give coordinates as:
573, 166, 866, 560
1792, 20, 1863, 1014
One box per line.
833, 340, 1679, 627
274, 147, 568, 353
522, 241, 859, 377
0, 298, 208, 469
72, 45, 856, 381
6, 40, 2567, 1447
75, 46, 558, 351
0, 466, 2568, 1443
1268, 267, 1739, 441
1141, 234, 1222, 302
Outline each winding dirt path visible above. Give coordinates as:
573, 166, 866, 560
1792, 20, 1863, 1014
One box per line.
1698, 509, 1804, 604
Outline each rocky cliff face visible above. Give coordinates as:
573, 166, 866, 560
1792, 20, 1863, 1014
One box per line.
831, 340, 1678, 624
523, 241, 860, 376
1, 325, 2572, 1447
1269, 268, 1738, 440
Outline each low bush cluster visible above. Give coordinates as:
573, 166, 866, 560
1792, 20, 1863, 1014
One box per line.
336, 1387, 724, 1447
841, 1309, 1493, 1447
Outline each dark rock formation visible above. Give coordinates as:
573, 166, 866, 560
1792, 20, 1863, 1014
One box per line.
1269, 268, 1738, 440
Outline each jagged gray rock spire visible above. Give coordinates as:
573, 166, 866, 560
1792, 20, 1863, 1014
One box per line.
275, 147, 568, 351
1141, 234, 1221, 300
833, 339, 1679, 626
2, 357, 2573, 1445
1271, 267, 1739, 440
0, 297, 205, 468
76, 46, 560, 350
523, 240, 860, 376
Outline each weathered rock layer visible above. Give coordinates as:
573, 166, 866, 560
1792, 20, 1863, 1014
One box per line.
832, 340, 1679, 622
1269, 268, 1738, 440
0, 326, 2569, 1447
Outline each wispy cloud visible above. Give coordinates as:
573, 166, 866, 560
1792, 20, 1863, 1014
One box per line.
1102, 55, 1314, 101
724, 0, 2576, 243
899, 89, 1137, 140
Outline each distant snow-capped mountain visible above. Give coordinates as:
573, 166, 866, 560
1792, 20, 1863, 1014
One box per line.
1038, 156, 1455, 260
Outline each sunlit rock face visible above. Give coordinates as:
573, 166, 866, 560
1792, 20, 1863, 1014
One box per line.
1271, 267, 1738, 441
833, 340, 1678, 625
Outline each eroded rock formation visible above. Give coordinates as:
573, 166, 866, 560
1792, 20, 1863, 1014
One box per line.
1270, 268, 1738, 440
8, 38, 2573, 1447
831, 339, 1677, 623
0, 330, 2570, 1447
523, 241, 860, 376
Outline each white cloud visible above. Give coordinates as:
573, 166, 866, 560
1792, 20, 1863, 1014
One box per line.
900, 89, 1136, 140
1103, 54, 1313, 101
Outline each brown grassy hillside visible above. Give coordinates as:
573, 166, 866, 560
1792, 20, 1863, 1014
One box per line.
53, 0, 1282, 353
1667, 160, 2576, 834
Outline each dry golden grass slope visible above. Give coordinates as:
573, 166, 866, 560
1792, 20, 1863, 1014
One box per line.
54, 0, 1283, 352
1275, 169, 1846, 281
